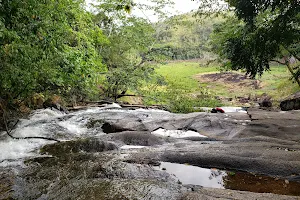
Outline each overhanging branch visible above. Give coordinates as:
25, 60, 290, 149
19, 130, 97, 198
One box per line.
270, 59, 286, 65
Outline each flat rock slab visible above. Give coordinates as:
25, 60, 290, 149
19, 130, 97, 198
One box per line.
182, 188, 300, 200
243, 108, 300, 142
248, 108, 300, 120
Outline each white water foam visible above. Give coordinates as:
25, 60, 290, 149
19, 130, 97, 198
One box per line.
200, 107, 247, 113
0, 138, 54, 167
0, 104, 134, 166
0, 108, 77, 166
220, 107, 247, 113
57, 121, 87, 135
29, 108, 64, 120
13, 126, 43, 138
120, 145, 146, 150
151, 128, 207, 138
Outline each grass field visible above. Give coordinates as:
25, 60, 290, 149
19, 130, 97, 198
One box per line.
155, 61, 299, 106
156, 62, 218, 93
124, 61, 299, 112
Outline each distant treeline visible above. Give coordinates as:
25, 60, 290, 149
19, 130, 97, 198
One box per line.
151, 45, 207, 60
153, 13, 223, 60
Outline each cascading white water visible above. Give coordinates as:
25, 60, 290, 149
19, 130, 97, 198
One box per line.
0, 104, 247, 167
0, 104, 170, 166
0, 109, 64, 166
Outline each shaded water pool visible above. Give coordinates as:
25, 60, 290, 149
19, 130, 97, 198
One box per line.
154, 162, 300, 196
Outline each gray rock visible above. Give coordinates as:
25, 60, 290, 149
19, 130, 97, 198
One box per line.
258, 94, 272, 108
280, 92, 300, 111
181, 188, 299, 200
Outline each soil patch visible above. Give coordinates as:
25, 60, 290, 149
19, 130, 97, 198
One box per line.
195, 72, 260, 89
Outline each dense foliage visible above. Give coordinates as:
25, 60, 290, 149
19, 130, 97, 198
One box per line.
91, 0, 173, 100
208, 0, 300, 85
2, 0, 297, 114
153, 14, 223, 60
0, 0, 107, 105
0, 0, 173, 107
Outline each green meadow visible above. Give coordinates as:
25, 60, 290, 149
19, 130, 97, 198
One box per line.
154, 61, 298, 107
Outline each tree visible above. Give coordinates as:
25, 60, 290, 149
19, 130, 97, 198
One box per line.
92, 0, 172, 100
199, 0, 300, 86
0, 0, 107, 105
152, 13, 220, 61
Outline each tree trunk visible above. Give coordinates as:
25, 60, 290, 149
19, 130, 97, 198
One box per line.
285, 58, 300, 87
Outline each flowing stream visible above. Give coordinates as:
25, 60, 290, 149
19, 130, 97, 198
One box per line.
0, 104, 209, 166
1, 105, 299, 199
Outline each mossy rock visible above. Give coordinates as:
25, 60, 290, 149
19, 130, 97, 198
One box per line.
86, 119, 105, 129
113, 131, 163, 146
40, 138, 117, 156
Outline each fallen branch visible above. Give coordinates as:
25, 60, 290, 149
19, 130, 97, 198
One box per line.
270, 59, 286, 65
67, 103, 169, 112
83, 100, 114, 104
116, 94, 145, 98
119, 104, 166, 109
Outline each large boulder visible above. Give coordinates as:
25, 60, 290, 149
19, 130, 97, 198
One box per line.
280, 92, 300, 111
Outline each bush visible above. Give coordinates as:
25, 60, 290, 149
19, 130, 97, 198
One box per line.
141, 80, 222, 113
165, 94, 221, 113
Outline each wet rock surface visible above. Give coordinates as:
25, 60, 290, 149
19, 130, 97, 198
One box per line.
112, 131, 164, 146
0, 169, 15, 200
1, 106, 300, 199
181, 188, 299, 200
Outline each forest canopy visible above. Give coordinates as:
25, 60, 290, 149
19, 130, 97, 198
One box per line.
0, 0, 171, 106
0, 0, 107, 103
206, 0, 300, 85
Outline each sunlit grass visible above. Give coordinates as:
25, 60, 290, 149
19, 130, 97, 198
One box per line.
133, 61, 298, 111
258, 67, 299, 100
156, 62, 218, 92
155, 61, 299, 104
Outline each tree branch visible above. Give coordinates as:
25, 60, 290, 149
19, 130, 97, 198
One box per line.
1, 106, 60, 142
283, 46, 300, 62
271, 59, 300, 87
270, 59, 286, 65
284, 58, 300, 87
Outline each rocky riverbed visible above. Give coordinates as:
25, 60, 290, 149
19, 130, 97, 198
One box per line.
1, 105, 300, 200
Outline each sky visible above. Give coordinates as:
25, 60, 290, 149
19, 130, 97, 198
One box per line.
138, 0, 200, 21
86, 0, 200, 22
170, 0, 199, 14
132, 0, 199, 22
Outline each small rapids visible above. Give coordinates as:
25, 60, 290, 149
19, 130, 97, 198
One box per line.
1, 104, 300, 199
0, 105, 249, 167
152, 128, 207, 138
0, 104, 171, 166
